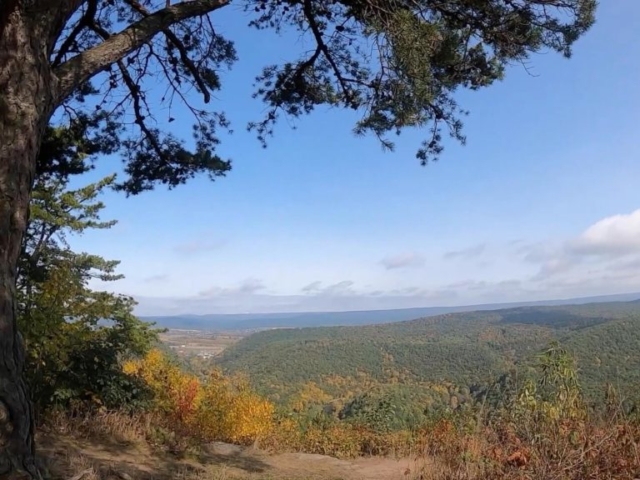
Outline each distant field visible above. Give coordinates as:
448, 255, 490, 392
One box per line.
159, 330, 246, 358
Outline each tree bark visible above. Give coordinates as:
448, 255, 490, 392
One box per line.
0, 6, 55, 480
54, 0, 230, 103
0, 1, 231, 478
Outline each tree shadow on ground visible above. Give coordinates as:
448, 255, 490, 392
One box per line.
38, 434, 271, 479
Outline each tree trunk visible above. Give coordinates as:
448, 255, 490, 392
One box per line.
0, 7, 55, 480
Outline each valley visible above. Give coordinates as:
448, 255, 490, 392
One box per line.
159, 329, 246, 359
210, 301, 640, 415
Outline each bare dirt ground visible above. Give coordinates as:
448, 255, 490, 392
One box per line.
40, 435, 421, 480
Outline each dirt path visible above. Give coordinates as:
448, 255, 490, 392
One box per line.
243, 451, 415, 480
40, 436, 422, 480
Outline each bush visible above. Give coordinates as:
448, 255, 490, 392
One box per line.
124, 349, 275, 445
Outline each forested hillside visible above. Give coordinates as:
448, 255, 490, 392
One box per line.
218, 302, 640, 409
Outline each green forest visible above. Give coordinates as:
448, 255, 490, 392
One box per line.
217, 302, 640, 421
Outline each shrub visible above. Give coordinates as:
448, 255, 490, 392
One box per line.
124, 349, 275, 445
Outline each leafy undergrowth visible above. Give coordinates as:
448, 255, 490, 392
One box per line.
39, 407, 640, 480
40, 345, 640, 480
41, 406, 640, 480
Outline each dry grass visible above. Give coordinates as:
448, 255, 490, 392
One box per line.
42, 409, 150, 445
45, 450, 104, 480
40, 414, 346, 480
39, 393, 640, 480
51, 452, 345, 480
43, 445, 236, 480
401, 414, 640, 480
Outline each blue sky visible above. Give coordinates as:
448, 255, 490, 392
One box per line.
72, 1, 640, 315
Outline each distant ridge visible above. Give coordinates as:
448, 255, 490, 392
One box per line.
217, 299, 640, 406
142, 292, 640, 331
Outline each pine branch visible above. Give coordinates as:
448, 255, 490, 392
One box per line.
54, 0, 229, 103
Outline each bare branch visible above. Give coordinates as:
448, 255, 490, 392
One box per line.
44, 0, 89, 55
51, 0, 98, 68
54, 0, 230, 103
302, 0, 355, 106
87, 21, 165, 159
118, 60, 165, 157
122, 0, 211, 103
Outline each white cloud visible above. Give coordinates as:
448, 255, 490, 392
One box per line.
130, 271, 640, 316
569, 209, 640, 256
443, 244, 486, 260
516, 242, 579, 281
236, 278, 266, 294
517, 209, 640, 282
115, 210, 640, 316
301, 281, 323, 293
533, 257, 577, 281
132, 276, 547, 316
134, 290, 452, 316
301, 280, 356, 296
321, 280, 356, 296
518, 242, 556, 263
198, 277, 266, 297
380, 252, 426, 270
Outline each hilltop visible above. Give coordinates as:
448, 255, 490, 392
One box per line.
216, 301, 640, 408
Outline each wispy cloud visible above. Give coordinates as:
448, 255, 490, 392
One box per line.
443, 244, 486, 260
174, 238, 226, 255
131, 270, 640, 316
198, 278, 266, 298
380, 252, 426, 270
134, 282, 459, 316
321, 280, 356, 296
123, 210, 640, 316
301, 280, 356, 296
517, 209, 640, 282
301, 281, 323, 293
131, 277, 540, 316
143, 274, 169, 283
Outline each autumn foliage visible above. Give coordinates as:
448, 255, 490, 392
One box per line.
123, 350, 274, 445
76, 346, 637, 480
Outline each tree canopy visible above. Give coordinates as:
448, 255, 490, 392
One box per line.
46, 0, 596, 194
